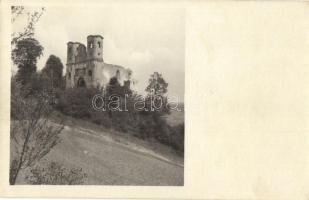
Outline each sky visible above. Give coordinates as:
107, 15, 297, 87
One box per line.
12, 5, 185, 101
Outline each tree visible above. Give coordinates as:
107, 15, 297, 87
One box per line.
10, 78, 64, 185
145, 72, 169, 114
146, 72, 168, 96
144, 72, 171, 142
10, 6, 66, 185
41, 55, 64, 89
12, 38, 43, 86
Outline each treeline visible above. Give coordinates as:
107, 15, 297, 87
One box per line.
56, 78, 184, 154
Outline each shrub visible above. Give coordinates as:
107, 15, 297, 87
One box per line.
170, 123, 184, 153
25, 161, 87, 185
56, 87, 100, 118
89, 109, 112, 129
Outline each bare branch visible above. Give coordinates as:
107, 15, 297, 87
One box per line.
11, 7, 45, 45
10, 79, 65, 184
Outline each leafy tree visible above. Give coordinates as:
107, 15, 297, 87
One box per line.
9, 7, 67, 185
145, 72, 169, 114
41, 55, 64, 89
106, 77, 122, 95
146, 72, 168, 96
12, 38, 43, 86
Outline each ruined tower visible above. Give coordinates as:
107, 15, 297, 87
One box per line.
65, 35, 132, 89
87, 35, 103, 61
67, 42, 87, 64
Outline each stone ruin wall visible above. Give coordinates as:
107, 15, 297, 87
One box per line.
66, 35, 131, 89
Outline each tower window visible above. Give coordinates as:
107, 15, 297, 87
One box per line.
116, 70, 120, 80
98, 41, 101, 48
68, 72, 71, 79
89, 42, 93, 48
88, 70, 92, 77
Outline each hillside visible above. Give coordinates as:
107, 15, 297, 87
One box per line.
17, 116, 184, 185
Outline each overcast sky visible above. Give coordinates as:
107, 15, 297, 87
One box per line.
13, 6, 185, 101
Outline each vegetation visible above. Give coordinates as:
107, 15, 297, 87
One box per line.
41, 55, 65, 89
25, 162, 87, 185
10, 76, 64, 185
10, 45, 183, 184
11, 38, 43, 86
11, 6, 45, 45
146, 72, 168, 96
10, 7, 89, 185
55, 72, 184, 154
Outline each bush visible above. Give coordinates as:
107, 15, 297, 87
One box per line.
56, 87, 100, 118
170, 123, 184, 153
25, 161, 87, 185
89, 109, 112, 129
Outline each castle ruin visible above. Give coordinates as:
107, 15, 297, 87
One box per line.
66, 35, 132, 89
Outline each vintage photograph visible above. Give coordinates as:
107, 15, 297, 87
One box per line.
10, 6, 184, 185
3, 1, 309, 199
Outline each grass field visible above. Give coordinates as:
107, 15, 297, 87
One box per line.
15, 115, 184, 185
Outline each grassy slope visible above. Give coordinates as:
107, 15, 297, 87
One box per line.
17, 114, 184, 185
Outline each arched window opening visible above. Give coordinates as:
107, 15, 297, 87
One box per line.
116, 70, 120, 80
77, 78, 86, 87
88, 70, 92, 77
109, 77, 120, 86
98, 41, 101, 48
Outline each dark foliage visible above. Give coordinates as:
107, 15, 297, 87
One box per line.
12, 38, 43, 86
146, 72, 168, 96
25, 162, 87, 185
41, 55, 65, 89
55, 75, 184, 153
169, 123, 184, 154
56, 87, 100, 119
